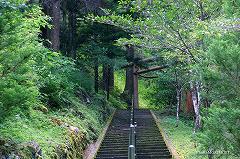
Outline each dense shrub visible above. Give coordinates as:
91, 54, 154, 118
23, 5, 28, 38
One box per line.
0, 2, 47, 116
0, 1, 94, 114
197, 32, 240, 158
198, 106, 240, 157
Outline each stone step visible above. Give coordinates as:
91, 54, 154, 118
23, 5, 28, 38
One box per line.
98, 149, 170, 154
95, 109, 172, 159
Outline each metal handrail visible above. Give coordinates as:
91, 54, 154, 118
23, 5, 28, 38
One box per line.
128, 108, 136, 159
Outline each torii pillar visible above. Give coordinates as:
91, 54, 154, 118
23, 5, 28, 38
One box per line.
133, 64, 139, 109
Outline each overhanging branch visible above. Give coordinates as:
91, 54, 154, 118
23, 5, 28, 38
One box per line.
136, 61, 178, 75
136, 64, 169, 75
121, 56, 161, 68
139, 74, 158, 79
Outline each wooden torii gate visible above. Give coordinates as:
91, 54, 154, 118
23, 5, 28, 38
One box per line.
131, 64, 171, 109
122, 60, 171, 109
122, 45, 177, 109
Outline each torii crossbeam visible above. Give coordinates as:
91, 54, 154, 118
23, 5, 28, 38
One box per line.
132, 62, 176, 109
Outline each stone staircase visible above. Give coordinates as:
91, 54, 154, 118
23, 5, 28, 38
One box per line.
95, 109, 172, 159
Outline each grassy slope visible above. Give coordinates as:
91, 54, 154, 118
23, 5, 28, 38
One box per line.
0, 95, 115, 158
0, 69, 128, 158
154, 112, 207, 159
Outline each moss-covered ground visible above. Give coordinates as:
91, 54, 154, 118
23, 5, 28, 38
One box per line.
0, 94, 123, 158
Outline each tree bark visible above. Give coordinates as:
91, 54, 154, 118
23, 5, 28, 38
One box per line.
124, 45, 134, 93
133, 64, 139, 109
42, 0, 61, 51
103, 64, 110, 100
68, 7, 77, 59
123, 45, 134, 108
190, 81, 201, 133
109, 66, 114, 90
50, 0, 61, 51
175, 69, 182, 127
176, 89, 180, 127
124, 66, 133, 94
103, 64, 108, 91
186, 90, 193, 113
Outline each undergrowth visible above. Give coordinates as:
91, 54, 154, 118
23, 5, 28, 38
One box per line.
154, 111, 206, 159
0, 94, 115, 158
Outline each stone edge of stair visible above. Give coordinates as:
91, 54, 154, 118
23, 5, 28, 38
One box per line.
150, 110, 182, 159
83, 109, 116, 159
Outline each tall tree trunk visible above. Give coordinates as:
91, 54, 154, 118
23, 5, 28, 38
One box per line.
50, 0, 61, 51
205, 89, 210, 108
176, 89, 180, 127
190, 81, 201, 133
175, 69, 182, 127
94, 58, 99, 93
179, 89, 182, 111
103, 64, 110, 100
124, 67, 133, 94
176, 89, 182, 127
109, 66, 114, 90
186, 51, 201, 133
68, 9, 77, 59
133, 64, 139, 109
186, 90, 193, 113
103, 64, 108, 91
123, 45, 134, 108
61, 5, 68, 56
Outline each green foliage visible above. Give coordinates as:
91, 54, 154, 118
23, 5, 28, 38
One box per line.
0, 1, 48, 115
93, 0, 201, 62
197, 31, 240, 158
197, 106, 240, 158
222, 0, 240, 17
146, 71, 176, 109
37, 53, 93, 108
0, 1, 119, 158
201, 32, 240, 103
77, 21, 127, 71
